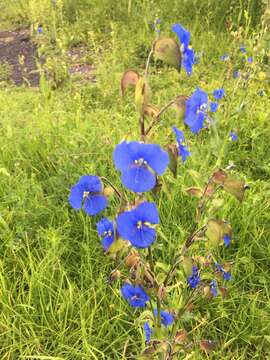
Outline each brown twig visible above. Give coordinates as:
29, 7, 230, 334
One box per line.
163, 174, 220, 287
145, 47, 153, 78
145, 98, 177, 136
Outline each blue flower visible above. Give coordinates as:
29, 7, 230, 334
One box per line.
121, 283, 149, 307
233, 70, 240, 79
229, 131, 238, 141
185, 88, 208, 133
37, 25, 43, 34
172, 23, 195, 76
172, 126, 190, 162
213, 88, 225, 100
154, 309, 174, 327
182, 47, 195, 76
220, 53, 229, 61
223, 271, 232, 281
240, 46, 246, 53
97, 218, 114, 251
69, 175, 107, 216
210, 280, 218, 297
172, 23, 190, 49
143, 322, 152, 343
113, 141, 169, 193
187, 266, 200, 289
210, 102, 218, 113
248, 56, 253, 63
116, 202, 159, 248
223, 234, 231, 247
215, 263, 232, 281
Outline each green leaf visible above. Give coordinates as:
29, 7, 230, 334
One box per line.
182, 256, 193, 277
153, 37, 181, 71
206, 219, 232, 247
223, 177, 247, 202
135, 77, 152, 114
108, 238, 128, 255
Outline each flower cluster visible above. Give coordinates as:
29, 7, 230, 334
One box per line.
172, 23, 195, 76
67, 20, 247, 358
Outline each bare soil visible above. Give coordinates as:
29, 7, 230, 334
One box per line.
0, 29, 40, 86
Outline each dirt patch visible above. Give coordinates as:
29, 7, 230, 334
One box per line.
0, 29, 40, 86
68, 45, 96, 83
0, 30, 96, 87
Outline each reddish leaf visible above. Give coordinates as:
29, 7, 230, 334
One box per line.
185, 187, 203, 197
175, 329, 188, 344
212, 169, 228, 184
166, 144, 178, 178
121, 70, 140, 96
144, 104, 159, 119
200, 340, 215, 352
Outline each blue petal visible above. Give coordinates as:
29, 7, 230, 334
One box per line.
182, 47, 195, 76
77, 175, 103, 193
144, 323, 152, 343
135, 202, 159, 224
154, 309, 174, 327
213, 88, 225, 100
96, 217, 113, 237
113, 142, 138, 171
140, 143, 169, 175
117, 209, 157, 248
172, 126, 185, 143
179, 144, 190, 162
230, 132, 238, 141
223, 272, 232, 281
84, 194, 108, 216
69, 184, 84, 209
102, 235, 114, 251
117, 210, 138, 241
223, 234, 231, 247
121, 166, 156, 193
121, 283, 133, 299
121, 284, 149, 307
220, 53, 229, 61
210, 102, 219, 112
130, 226, 156, 248
190, 112, 205, 133
233, 70, 239, 79
172, 23, 190, 49
210, 280, 218, 297
240, 46, 246, 53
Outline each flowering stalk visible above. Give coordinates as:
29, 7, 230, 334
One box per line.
68, 21, 248, 358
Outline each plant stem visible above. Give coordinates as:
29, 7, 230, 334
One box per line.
163, 173, 219, 286
145, 98, 176, 136
140, 114, 145, 141
100, 176, 123, 199
145, 48, 153, 78
148, 247, 161, 327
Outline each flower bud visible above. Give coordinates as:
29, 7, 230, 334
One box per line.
103, 186, 115, 197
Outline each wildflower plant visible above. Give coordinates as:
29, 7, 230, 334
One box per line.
69, 23, 249, 358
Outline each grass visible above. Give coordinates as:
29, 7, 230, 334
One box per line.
0, 1, 270, 359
